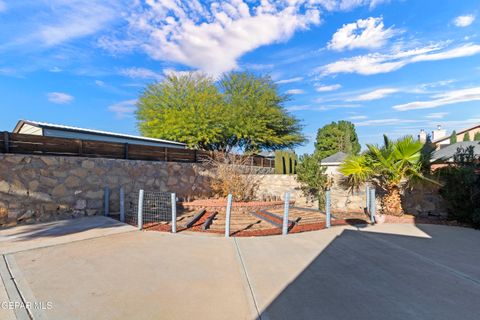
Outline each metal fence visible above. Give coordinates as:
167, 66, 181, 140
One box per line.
126, 191, 174, 227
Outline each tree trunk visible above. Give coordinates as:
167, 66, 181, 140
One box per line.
381, 185, 404, 216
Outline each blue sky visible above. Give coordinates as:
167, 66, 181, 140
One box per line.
1, 0, 479, 154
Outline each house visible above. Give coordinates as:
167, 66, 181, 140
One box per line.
430, 141, 480, 169
13, 120, 186, 149
429, 123, 480, 150
320, 151, 347, 175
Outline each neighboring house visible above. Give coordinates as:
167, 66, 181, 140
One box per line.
430, 141, 480, 169
320, 151, 347, 175
13, 120, 186, 149
431, 123, 480, 150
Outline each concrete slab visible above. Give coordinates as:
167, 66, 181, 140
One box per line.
1, 223, 479, 320
236, 224, 480, 320
0, 216, 137, 254
8, 231, 255, 320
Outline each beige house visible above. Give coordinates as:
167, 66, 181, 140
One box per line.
431, 123, 480, 150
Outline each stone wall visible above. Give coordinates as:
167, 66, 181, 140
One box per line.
0, 154, 447, 227
0, 154, 211, 226
254, 174, 447, 217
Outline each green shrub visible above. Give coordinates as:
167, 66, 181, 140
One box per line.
437, 146, 480, 228
295, 153, 329, 209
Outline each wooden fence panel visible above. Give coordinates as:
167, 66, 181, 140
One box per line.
1, 133, 274, 167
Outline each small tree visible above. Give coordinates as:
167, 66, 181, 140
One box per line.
450, 131, 457, 144
474, 132, 480, 141
463, 133, 471, 141
314, 121, 361, 159
295, 154, 330, 209
340, 135, 436, 216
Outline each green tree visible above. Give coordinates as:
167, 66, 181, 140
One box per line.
340, 135, 436, 216
314, 121, 361, 159
136, 73, 226, 150
295, 153, 329, 209
136, 72, 305, 153
474, 132, 480, 141
463, 133, 471, 141
219, 72, 305, 153
450, 130, 457, 144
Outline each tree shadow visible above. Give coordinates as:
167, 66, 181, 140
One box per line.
258, 221, 480, 320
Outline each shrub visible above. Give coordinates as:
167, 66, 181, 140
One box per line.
295, 153, 330, 210
437, 146, 480, 227
204, 153, 268, 201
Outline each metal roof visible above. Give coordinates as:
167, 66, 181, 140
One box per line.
431, 141, 480, 162
13, 120, 186, 146
321, 151, 348, 165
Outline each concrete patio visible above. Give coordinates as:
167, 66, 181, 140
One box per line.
0, 218, 479, 319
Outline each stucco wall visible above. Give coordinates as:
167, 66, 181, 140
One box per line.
0, 154, 211, 226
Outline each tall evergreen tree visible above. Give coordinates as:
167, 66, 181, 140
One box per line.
314, 121, 361, 159
463, 133, 471, 142
450, 131, 457, 144
474, 132, 480, 141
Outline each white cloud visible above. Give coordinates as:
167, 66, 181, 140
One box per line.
120, 67, 164, 81
328, 17, 398, 51
315, 84, 342, 92
276, 77, 304, 84
0, 1, 7, 13
99, 1, 323, 76
286, 89, 305, 95
108, 99, 137, 118
287, 105, 311, 111
37, 1, 119, 47
454, 15, 475, 27
425, 112, 448, 119
349, 115, 368, 120
318, 43, 480, 76
354, 118, 422, 126
393, 86, 480, 111
47, 92, 74, 104
350, 88, 399, 101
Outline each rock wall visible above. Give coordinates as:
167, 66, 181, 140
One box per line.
0, 154, 211, 226
255, 174, 447, 217
0, 154, 447, 227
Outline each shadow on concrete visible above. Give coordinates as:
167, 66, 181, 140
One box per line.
260, 223, 480, 320
0, 216, 129, 242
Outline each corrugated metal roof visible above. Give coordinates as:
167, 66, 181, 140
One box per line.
14, 120, 186, 146
321, 151, 347, 164
431, 141, 480, 162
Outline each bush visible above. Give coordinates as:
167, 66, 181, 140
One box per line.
204, 153, 268, 201
437, 146, 480, 228
295, 153, 329, 210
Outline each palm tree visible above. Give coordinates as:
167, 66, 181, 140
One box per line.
340, 135, 435, 216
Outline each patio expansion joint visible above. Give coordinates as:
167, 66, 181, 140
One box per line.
233, 237, 262, 320
0, 254, 32, 320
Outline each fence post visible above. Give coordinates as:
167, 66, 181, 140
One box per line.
119, 187, 125, 223
282, 192, 290, 235
225, 194, 233, 238
370, 188, 376, 223
137, 190, 144, 230
171, 193, 177, 233
326, 190, 331, 228
366, 185, 370, 214
3, 131, 9, 153
104, 187, 110, 216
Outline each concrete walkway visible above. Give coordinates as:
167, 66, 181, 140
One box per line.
0, 220, 479, 319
